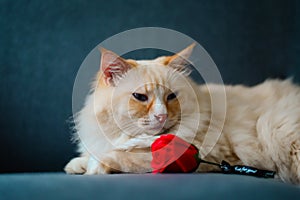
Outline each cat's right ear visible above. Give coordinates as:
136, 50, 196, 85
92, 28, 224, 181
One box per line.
99, 47, 132, 86
165, 43, 195, 75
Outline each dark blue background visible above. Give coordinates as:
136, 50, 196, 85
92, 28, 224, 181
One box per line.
0, 0, 299, 172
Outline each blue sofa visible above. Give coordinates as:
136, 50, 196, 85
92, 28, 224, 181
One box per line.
1, 0, 300, 199
1, 173, 300, 199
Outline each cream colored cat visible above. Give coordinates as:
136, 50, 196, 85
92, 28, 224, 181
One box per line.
65, 44, 300, 184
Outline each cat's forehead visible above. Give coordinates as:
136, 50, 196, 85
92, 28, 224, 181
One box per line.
135, 56, 166, 66
124, 59, 171, 93
133, 67, 169, 92
119, 56, 187, 94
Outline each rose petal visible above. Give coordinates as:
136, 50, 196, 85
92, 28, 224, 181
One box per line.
151, 134, 200, 173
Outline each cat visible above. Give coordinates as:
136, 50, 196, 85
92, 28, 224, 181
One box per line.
65, 44, 300, 184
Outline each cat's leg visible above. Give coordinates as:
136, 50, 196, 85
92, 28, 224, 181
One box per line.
271, 138, 300, 184
256, 110, 300, 184
85, 149, 152, 174
84, 156, 119, 174
287, 139, 300, 184
64, 156, 89, 174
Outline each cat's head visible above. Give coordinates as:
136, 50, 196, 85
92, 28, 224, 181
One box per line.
94, 44, 200, 136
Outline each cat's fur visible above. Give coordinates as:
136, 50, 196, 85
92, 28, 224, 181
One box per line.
65, 45, 300, 184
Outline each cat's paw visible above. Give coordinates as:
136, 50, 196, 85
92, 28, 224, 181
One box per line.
115, 136, 158, 151
85, 156, 121, 175
64, 157, 89, 174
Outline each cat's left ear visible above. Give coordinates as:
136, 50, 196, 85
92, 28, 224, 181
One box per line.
99, 47, 132, 86
165, 43, 195, 75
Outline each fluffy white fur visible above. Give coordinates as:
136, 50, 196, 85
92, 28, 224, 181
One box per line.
65, 46, 300, 184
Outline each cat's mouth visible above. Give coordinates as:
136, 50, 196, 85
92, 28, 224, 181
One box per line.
137, 118, 177, 135
149, 124, 165, 133
146, 118, 180, 135
151, 124, 176, 136
153, 127, 173, 136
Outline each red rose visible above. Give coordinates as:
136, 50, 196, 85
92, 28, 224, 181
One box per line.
151, 134, 201, 173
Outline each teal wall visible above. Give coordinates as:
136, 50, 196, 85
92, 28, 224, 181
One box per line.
0, 0, 299, 172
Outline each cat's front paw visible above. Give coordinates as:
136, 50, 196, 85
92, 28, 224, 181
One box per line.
64, 157, 89, 174
85, 156, 121, 175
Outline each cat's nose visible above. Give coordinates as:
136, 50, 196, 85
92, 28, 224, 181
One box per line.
154, 114, 168, 123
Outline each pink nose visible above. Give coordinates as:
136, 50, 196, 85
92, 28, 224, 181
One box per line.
154, 114, 168, 123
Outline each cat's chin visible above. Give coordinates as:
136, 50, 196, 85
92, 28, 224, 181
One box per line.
142, 125, 166, 135
144, 122, 177, 136
147, 125, 174, 136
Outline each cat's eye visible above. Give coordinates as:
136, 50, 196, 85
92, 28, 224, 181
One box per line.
132, 93, 148, 102
167, 92, 177, 101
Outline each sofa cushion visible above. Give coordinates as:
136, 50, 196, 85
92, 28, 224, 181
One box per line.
0, 173, 299, 200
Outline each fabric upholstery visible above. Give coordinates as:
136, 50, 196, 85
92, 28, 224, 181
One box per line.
1, 173, 300, 200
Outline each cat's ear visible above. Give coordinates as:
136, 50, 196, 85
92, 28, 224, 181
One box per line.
99, 47, 132, 86
165, 43, 195, 75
